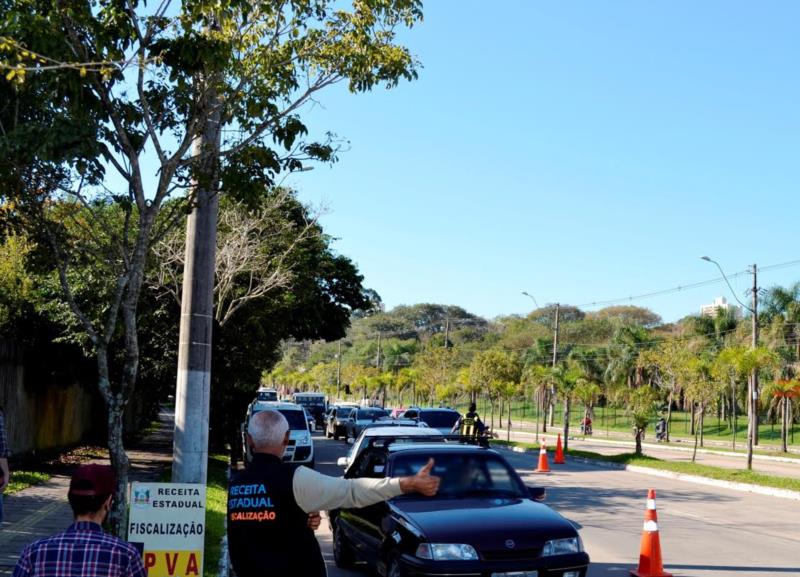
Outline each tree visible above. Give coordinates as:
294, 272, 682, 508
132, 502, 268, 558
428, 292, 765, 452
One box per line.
761, 379, 799, 453
549, 364, 581, 450
1, 0, 422, 533
682, 356, 723, 460
521, 364, 550, 441
592, 306, 662, 328
638, 339, 693, 441
413, 346, 458, 406
467, 349, 521, 438
624, 386, 660, 456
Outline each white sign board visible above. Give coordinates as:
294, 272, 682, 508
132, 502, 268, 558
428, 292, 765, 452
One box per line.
128, 482, 206, 577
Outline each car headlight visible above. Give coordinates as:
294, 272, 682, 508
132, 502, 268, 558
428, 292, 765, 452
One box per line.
541, 537, 582, 556
415, 543, 478, 561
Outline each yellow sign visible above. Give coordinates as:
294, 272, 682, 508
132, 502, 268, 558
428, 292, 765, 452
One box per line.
143, 550, 202, 577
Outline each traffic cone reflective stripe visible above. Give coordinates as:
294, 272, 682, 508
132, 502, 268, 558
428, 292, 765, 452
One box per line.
535, 437, 550, 473
631, 489, 672, 577
554, 433, 566, 464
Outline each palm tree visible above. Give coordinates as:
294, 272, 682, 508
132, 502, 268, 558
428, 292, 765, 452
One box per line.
762, 379, 800, 452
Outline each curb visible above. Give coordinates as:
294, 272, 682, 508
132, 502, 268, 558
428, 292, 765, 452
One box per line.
497, 445, 800, 502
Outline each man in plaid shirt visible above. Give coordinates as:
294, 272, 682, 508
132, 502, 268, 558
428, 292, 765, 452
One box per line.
13, 464, 146, 577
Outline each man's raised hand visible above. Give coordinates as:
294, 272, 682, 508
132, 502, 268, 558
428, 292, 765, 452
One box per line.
399, 457, 440, 496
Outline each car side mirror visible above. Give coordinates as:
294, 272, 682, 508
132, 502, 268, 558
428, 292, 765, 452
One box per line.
347, 437, 355, 445
527, 486, 546, 501
337, 457, 348, 468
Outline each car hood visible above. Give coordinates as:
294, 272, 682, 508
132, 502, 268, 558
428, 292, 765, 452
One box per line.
391, 497, 577, 551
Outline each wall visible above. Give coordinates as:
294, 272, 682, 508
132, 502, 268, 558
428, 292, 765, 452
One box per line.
0, 340, 101, 455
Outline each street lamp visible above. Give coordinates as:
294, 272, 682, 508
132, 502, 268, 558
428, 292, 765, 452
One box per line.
521, 291, 540, 309
701, 256, 759, 470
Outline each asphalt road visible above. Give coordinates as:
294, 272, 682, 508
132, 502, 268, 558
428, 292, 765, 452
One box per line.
313, 433, 800, 577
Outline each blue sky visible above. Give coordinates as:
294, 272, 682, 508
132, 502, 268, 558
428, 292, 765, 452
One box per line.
283, 1, 800, 322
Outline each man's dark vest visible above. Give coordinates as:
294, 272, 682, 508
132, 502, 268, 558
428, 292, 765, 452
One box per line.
227, 454, 325, 577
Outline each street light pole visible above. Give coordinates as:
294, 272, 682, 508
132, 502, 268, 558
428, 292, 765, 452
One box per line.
701, 257, 759, 470
522, 291, 542, 436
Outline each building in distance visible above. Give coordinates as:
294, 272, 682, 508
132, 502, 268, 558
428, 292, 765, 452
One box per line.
700, 296, 742, 319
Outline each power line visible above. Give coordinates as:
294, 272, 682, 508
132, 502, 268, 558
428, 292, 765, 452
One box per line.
573, 258, 800, 309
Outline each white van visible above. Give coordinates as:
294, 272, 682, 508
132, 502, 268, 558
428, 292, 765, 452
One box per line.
241, 401, 315, 468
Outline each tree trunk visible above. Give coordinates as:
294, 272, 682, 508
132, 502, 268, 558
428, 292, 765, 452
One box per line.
542, 389, 548, 433
507, 396, 512, 442
731, 379, 737, 451
562, 396, 570, 451
690, 402, 696, 435
700, 405, 705, 448
782, 398, 788, 453
692, 404, 702, 463
665, 390, 673, 442
635, 427, 643, 455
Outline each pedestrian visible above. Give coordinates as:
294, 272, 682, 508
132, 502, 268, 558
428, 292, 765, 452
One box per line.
228, 410, 441, 577
0, 407, 10, 525
12, 464, 146, 577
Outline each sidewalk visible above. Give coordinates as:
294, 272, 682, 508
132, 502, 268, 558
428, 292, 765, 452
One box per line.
0, 408, 174, 575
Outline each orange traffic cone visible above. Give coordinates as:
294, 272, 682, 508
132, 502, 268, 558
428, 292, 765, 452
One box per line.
554, 433, 566, 464
535, 437, 550, 473
630, 489, 672, 577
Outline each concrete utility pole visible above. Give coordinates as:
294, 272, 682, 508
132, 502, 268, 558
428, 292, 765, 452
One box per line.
701, 256, 759, 470
748, 264, 759, 468
548, 303, 560, 428
172, 44, 222, 485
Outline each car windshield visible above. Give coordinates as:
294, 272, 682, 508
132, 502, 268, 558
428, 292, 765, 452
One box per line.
391, 453, 525, 497
357, 409, 388, 420
257, 390, 277, 401
419, 410, 459, 428
295, 396, 325, 406
255, 409, 306, 430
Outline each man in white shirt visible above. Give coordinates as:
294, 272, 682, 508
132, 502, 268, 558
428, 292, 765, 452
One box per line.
227, 409, 440, 577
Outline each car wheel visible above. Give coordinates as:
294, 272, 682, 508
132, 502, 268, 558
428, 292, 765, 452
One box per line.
333, 522, 356, 569
333, 429, 340, 441
326, 430, 333, 439
386, 553, 406, 577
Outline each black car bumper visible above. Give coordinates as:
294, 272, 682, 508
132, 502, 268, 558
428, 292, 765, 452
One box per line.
399, 551, 589, 577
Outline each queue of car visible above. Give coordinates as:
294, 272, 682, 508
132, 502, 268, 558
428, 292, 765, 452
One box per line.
241, 392, 591, 575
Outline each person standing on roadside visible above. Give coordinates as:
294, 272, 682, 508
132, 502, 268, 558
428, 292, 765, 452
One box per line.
228, 410, 441, 577
0, 407, 10, 525
12, 464, 146, 577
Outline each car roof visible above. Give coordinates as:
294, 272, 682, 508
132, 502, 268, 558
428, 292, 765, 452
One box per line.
363, 426, 441, 437
252, 401, 303, 411
409, 407, 459, 413
387, 442, 493, 454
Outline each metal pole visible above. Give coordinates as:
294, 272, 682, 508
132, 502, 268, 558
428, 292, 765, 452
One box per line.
172, 63, 221, 484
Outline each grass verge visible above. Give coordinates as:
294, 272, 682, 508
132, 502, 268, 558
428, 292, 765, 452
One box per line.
7, 470, 51, 494
494, 440, 800, 493
204, 454, 229, 577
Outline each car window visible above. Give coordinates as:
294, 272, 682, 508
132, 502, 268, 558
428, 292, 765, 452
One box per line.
356, 409, 389, 420
402, 410, 418, 419
419, 410, 459, 428
390, 453, 525, 497
352, 449, 387, 479
275, 409, 307, 430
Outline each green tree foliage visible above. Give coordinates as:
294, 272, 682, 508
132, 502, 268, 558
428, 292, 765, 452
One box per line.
1, 0, 422, 534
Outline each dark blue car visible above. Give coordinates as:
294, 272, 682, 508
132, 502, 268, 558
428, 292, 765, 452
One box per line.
330, 443, 590, 577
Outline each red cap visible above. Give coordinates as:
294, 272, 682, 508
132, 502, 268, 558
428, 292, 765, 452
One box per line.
69, 465, 116, 497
